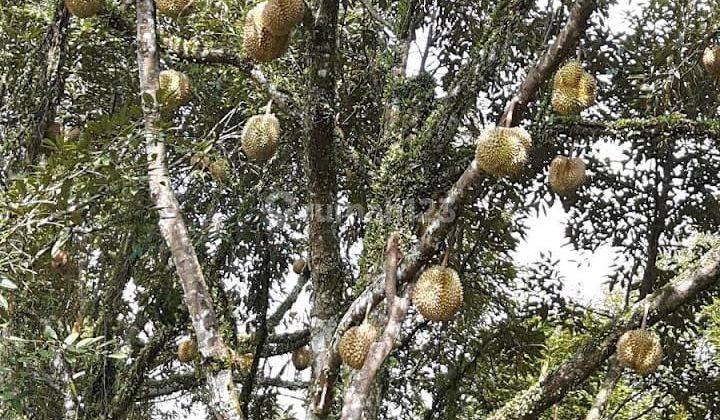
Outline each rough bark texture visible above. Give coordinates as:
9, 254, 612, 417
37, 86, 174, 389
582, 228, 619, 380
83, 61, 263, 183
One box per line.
487, 243, 720, 420
303, 0, 344, 417
27, 0, 69, 163
341, 234, 408, 420
134, 1, 242, 418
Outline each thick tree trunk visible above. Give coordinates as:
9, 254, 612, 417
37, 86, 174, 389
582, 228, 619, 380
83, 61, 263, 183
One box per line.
27, 0, 69, 163
302, 0, 344, 418
488, 243, 720, 420
134, 1, 242, 419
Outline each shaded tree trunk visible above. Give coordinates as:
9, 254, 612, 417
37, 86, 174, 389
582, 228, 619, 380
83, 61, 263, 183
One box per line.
302, 0, 344, 418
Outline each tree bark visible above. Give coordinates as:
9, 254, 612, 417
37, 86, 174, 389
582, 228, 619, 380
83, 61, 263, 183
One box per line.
302, 0, 344, 418
584, 356, 623, 420
487, 242, 720, 420
341, 234, 408, 420
27, 0, 69, 164
134, 1, 242, 419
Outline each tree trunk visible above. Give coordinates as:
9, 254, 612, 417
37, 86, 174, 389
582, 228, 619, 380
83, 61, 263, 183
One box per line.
302, 0, 344, 418
134, 1, 242, 418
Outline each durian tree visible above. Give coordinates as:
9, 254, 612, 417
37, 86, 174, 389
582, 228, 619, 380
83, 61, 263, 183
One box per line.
1, 0, 720, 419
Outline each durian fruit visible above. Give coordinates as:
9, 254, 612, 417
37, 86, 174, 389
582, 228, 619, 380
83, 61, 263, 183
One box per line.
158, 70, 191, 111
208, 159, 229, 181
51, 250, 70, 272
474, 126, 532, 177
339, 323, 377, 369
292, 258, 306, 274
551, 61, 597, 115
241, 113, 280, 162
291, 346, 312, 370
65, 127, 82, 141
261, 0, 305, 35
65, 0, 103, 18
177, 340, 197, 363
616, 329, 663, 375
233, 352, 254, 374
703, 46, 720, 77
243, 3, 291, 62
413, 265, 464, 321
156, 0, 194, 18
548, 156, 586, 195
46, 123, 62, 140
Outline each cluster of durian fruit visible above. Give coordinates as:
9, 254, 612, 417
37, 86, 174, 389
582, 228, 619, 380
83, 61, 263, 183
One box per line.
243, 0, 305, 62
473, 60, 596, 195
339, 264, 464, 369
177, 338, 314, 372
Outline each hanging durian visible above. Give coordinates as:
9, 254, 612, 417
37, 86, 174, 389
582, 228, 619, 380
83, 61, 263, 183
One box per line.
616, 329, 663, 375
156, 0, 194, 18
243, 2, 291, 62
177, 340, 197, 363
548, 156, 586, 195
551, 61, 597, 115
339, 323, 377, 369
413, 265, 464, 321
475, 126, 532, 177
234, 352, 255, 374
51, 250, 70, 272
241, 110, 280, 162
291, 346, 312, 370
158, 70, 191, 111
65, 0, 103, 18
292, 258, 306, 274
703, 46, 720, 77
261, 0, 305, 35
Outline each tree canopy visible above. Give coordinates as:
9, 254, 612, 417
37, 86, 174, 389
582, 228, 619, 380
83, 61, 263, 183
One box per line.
1, 0, 720, 419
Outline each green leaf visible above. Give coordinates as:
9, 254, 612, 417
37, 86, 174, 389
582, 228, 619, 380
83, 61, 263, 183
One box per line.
0, 278, 17, 290
64, 331, 80, 346
75, 336, 103, 349
43, 325, 58, 341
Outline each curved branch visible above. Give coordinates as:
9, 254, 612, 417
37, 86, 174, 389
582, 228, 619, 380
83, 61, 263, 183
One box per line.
487, 242, 720, 420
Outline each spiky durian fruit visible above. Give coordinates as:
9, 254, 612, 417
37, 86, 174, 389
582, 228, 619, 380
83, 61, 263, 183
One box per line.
261, 0, 305, 35
51, 250, 70, 272
413, 266, 464, 321
339, 323, 377, 369
156, 0, 193, 18
703, 46, 720, 77
292, 346, 312, 370
551, 61, 597, 115
475, 126, 532, 177
233, 352, 254, 374
158, 70, 191, 110
548, 156, 586, 195
177, 340, 197, 363
292, 258, 306, 274
46, 123, 62, 140
243, 3, 291, 62
241, 114, 280, 162
65, 0, 103, 18
617, 329, 663, 375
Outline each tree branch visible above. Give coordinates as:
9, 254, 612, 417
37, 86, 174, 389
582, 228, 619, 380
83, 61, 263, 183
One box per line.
487, 242, 720, 420
341, 234, 407, 419
266, 270, 309, 330
134, 1, 242, 418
